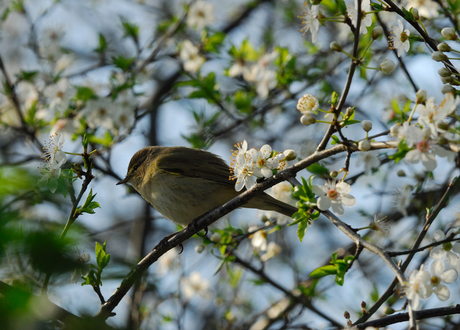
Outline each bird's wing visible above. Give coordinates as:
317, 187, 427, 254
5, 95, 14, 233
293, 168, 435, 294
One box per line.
155, 147, 234, 186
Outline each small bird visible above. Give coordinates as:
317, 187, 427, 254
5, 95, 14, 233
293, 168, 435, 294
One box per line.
117, 146, 297, 227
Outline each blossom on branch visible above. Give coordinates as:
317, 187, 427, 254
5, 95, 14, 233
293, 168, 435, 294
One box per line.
298, 3, 320, 43
312, 180, 356, 215
347, 0, 372, 35
389, 20, 410, 57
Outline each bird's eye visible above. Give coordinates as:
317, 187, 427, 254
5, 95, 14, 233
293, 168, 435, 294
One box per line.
133, 164, 140, 171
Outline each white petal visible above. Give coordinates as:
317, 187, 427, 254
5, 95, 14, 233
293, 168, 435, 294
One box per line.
235, 179, 244, 192
261, 168, 273, 178
336, 181, 351, 194
312, 185, 326, 196
433, 229, 445, 241
440, 269, 457, 284
452, 243, 460, 254
431, 259, 444, 275
331, 202, 344, 215
260, 145, 272, 158
245, 176, 257, 190
405, 149, 421, 164
434, 284, 450, 301
430, 246, 444, 259
445, 251, 459, 266
341, 194, 356, 207
317, 196, 331, 211
421, 153, 437, 171
418, 282, 433, 299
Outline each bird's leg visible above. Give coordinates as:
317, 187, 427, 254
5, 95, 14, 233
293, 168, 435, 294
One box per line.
187, 215, 208, 237
157, 231, 184, 254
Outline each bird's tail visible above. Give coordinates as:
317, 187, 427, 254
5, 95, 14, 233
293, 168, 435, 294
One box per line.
246, 193, 298, 217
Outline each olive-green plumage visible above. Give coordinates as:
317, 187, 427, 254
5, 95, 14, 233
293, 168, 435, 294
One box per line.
117, 146, 297, 227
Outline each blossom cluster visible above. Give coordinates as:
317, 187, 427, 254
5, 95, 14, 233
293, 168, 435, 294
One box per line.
312, 180, 356, 215
229, 140, 296, 192
406, 259, 458, 310
38, 133, 67, 193
391, 92, 459, 171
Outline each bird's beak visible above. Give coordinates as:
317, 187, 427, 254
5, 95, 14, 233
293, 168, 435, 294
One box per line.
116, 176, 129, 185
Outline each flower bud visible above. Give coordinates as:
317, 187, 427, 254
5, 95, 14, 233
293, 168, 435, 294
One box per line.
437, 122, 449, 131
300, 114, 316, 126
297, 94, 319, 114
361, 120, 373, 132
79, 253, 91, 263
195, 244, 205, 253
422, 128, 431, 139
390, 125, 400, 137
379, 59, 395, 74
210, 232, 221, 243
385, 307, 395, 315
344, 311, 350, 319
372, 26, 383, 40
441, 75, 454, 84
416, 89, 427, 104
441, 84, 456, 94
330, 41, 342, 52
358, 140, 371, 151
283, 149, 297, 161
437, 42, 451, 52
410, 7, 419, 20
330, 171, 338, 178
345, 107, 355, 118
438, 136, 448, 145
432, 51, 448, 62
438, 67, 451, 77
361, 301, 367, 309
310, 0, 322, 4
397, 170, 406, 177
441, 27, 458, 40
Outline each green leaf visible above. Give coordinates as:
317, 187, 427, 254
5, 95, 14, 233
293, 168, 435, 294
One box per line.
297, 218, 309, 242
336, 0, 347, 15
18, 70, 38, 82
2, 7, 10, 21
330, 135, 340, 145
76, 189, 100, 215
307, 163, 329, 179
121, 19, 139, 40
234, 90, 253, 114
389, 140, 410, 163
88, 131, 113, 147
75, 86, 96, 102
401, 6, 414, 21
112, 56, 135, 71
309, 265, 337, 278
95, 33, 107, 54
203, 32, 225, 53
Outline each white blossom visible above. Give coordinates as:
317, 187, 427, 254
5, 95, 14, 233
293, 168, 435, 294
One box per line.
249, 226, 268, 252
298, 4, 320, 43
347, 0, 372, 35
429, 259, 458, 301
180, 40, 205, 73
430, 229, 460, 266
186, 0, 215, 30
156, 248, 180, 276
407, 0, 439, 18
405, 267, 432, 310
297, 94, 319, 115
390, 20, 410, 57
312, 180, 356, 215
356, 150, 381, 175
181, 272, 211, 299
394, 184, 412, 217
